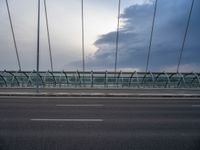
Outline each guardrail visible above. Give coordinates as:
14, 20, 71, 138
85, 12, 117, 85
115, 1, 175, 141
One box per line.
0, 70, 200, 88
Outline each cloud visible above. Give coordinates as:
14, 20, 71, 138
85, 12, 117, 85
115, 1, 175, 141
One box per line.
0, 0, 199, 72
163, 64, 200, 73
85, 0, 200, 72
127, 0, 154, 5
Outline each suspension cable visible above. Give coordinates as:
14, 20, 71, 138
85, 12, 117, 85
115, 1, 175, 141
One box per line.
114, 0, 121, 73
177, 0, 194, 73
145, 0, 158, 73
81, 0, 85, 85
81, 0, 85, 73
44, 0, 53, 72
5, 0, 21, 71
36, 0, 40, 93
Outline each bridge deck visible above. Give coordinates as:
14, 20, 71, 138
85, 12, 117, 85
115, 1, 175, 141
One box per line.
0, 96, 200, 150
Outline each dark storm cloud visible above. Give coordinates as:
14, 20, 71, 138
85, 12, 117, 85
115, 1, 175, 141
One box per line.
87, 0, 200, 71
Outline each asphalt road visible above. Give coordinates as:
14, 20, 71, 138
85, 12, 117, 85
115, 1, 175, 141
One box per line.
0, 96, 200, 150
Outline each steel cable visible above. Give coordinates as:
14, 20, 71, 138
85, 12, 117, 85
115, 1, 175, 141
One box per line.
145, 0, 158, 73
44, 0, 54, 72
114, 0, 121, 73
36, 0, 40, 92
177, 0, 194, 72
81, 0, 85, 85
5, 0, 21, 71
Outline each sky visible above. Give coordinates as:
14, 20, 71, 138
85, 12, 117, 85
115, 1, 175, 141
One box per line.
0, 0, 199, 72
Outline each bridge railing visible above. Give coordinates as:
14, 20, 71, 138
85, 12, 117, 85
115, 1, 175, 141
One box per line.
0, 71, 199, 88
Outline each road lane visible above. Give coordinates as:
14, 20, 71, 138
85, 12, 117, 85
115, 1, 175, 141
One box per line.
0, 96, 200, 150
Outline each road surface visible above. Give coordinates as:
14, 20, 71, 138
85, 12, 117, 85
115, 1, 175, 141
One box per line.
0, 96, 200, 150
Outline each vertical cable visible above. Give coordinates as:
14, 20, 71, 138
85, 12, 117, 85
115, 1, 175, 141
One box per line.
114, 0, 121, 74
5, 0, 21, 71
44, 0, 53, 72
145, 0, 158, 73
81, 0, 85, 85
36, 0, 40, 92
177, 0, 194, 73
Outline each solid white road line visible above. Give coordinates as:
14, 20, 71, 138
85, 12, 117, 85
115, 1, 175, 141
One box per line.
30, 119, 103, 122
56, 104, 104, 107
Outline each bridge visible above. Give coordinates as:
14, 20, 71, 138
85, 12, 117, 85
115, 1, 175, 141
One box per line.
0, 0, 200, 150
1, 0, 199, 90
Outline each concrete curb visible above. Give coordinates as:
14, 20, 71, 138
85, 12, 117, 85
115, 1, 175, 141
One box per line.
0, 92, 200, 97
